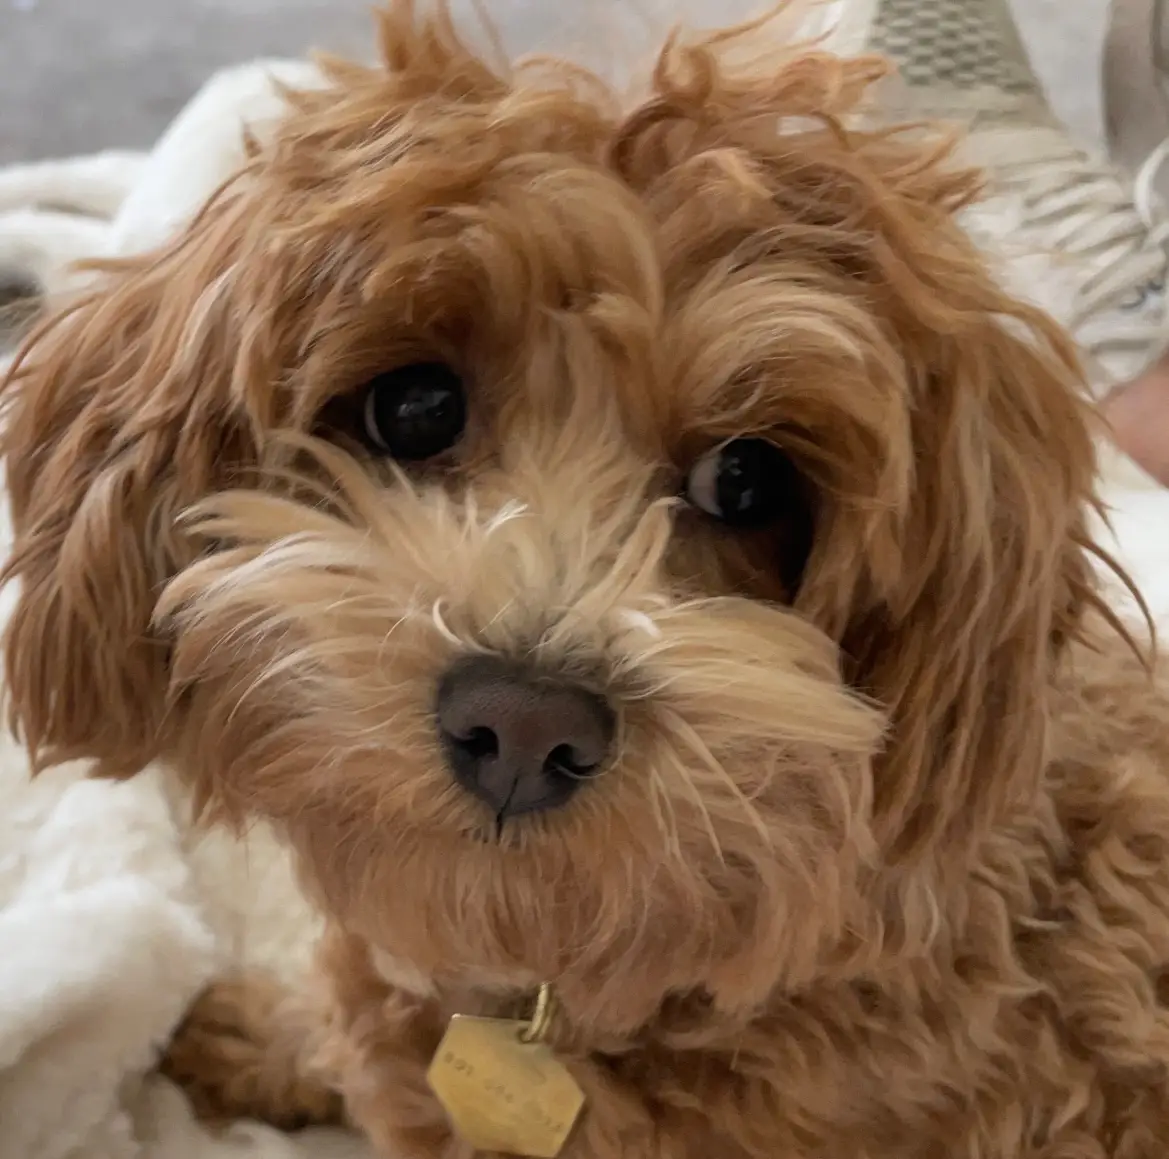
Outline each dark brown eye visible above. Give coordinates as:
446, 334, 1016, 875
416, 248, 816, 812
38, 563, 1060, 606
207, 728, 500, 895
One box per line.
685, 436, 815, 592
685, 437, 801, 528
360, 362, 466, 461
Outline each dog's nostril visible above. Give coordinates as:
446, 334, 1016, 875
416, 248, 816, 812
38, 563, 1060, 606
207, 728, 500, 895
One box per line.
436, 656, 615, 818
454, 726, 499, 762
545, 742, 600, 779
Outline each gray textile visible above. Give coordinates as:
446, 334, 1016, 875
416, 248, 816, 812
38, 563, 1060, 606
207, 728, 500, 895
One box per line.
869, 0, 1039, 93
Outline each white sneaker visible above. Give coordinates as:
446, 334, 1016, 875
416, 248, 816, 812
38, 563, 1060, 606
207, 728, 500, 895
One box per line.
817, 0, 1169, 415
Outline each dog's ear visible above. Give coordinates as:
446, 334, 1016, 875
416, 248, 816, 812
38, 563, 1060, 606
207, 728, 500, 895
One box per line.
0, 195, 261, 776
617, 35, 1121, 861
771, 131, 1115, 864
0, 6, 520, 779
832, 279, 1107, 862
770, 122, 1113, 863
769, 101, 1113, 862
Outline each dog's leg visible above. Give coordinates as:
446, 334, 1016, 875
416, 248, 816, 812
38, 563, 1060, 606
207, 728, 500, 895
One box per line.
159, 970, 347, 1131
0, 151, 148, 219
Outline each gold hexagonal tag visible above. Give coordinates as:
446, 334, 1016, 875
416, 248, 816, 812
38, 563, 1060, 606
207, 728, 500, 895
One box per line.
427, 1012, 585, 1158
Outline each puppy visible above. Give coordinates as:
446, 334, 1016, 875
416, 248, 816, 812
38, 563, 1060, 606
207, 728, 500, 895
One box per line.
5, 4, 1169, 1155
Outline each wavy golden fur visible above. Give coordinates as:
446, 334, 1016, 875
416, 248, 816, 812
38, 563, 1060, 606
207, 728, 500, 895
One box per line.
4, 3, 1169, 1154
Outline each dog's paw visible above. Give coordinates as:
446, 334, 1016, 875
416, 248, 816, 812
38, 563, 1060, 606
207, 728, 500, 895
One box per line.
159, 971, 347, 1132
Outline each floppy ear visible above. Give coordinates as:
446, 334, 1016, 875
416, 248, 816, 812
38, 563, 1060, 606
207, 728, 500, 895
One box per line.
754, 111, 1118, 861
0, 3, 506, 777
0, 196, 261, 775
617, 33, 1125, 862
836, 283, 1108, 862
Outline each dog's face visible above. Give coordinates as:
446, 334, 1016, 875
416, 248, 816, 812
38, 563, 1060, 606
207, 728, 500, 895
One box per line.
2, 7, 1104, 1033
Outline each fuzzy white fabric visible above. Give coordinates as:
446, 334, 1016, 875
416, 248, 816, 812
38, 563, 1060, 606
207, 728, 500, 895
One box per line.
0, 45, 1166, 1159
0, 60, 377, 1159
0, 511, 371, 1157
0, 747, 372, 1159
1093, 447, 1169, 623
0, 496, 369, 1158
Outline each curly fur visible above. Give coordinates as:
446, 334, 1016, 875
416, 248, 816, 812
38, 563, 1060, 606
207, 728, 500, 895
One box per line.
3, 3, 1168, 1155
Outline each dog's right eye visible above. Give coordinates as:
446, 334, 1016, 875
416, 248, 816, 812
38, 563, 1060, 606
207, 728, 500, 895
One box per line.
685, 438, 802, 528
359, 361, 467, 461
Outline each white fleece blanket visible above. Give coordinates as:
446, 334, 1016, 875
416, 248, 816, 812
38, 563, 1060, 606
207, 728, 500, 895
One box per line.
0, 501, 372, 1159
0, 45, 1168, 1159
0, 55, 379, 1159
0, 750, 372, 1159
0, 764, 376, 1159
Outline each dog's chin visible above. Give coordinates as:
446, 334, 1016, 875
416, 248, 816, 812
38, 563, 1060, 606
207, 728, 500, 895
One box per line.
462, 821, 523, 847
280, 764, 875, 1038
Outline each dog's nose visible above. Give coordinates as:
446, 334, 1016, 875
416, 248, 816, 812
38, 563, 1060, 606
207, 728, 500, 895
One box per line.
436, 656, 615, 818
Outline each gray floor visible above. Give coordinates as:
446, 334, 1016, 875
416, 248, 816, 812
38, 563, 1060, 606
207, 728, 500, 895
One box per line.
0, 0, 1110, 166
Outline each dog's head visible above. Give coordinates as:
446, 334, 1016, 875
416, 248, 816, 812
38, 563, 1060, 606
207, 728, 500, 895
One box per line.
1, 5, 1107, 1034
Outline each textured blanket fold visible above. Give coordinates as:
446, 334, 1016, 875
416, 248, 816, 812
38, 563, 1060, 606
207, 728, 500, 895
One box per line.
0, 743, 374, 1158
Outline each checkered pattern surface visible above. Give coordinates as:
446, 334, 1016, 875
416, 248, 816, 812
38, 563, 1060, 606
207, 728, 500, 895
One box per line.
868, 0, 1041, 94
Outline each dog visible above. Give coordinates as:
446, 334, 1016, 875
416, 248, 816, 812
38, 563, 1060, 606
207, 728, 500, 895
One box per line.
4, 3, 1169, 1155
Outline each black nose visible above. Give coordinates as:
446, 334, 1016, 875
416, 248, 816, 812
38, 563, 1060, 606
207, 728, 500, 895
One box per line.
436, 656, 615, 818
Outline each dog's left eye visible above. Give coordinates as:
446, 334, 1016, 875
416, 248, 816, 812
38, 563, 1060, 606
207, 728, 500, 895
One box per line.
685, 438, 801, 528
360, 361, 467, 461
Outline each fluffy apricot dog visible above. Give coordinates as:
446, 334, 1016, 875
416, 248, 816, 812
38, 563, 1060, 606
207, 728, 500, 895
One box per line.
5, 4, 1169, 1156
